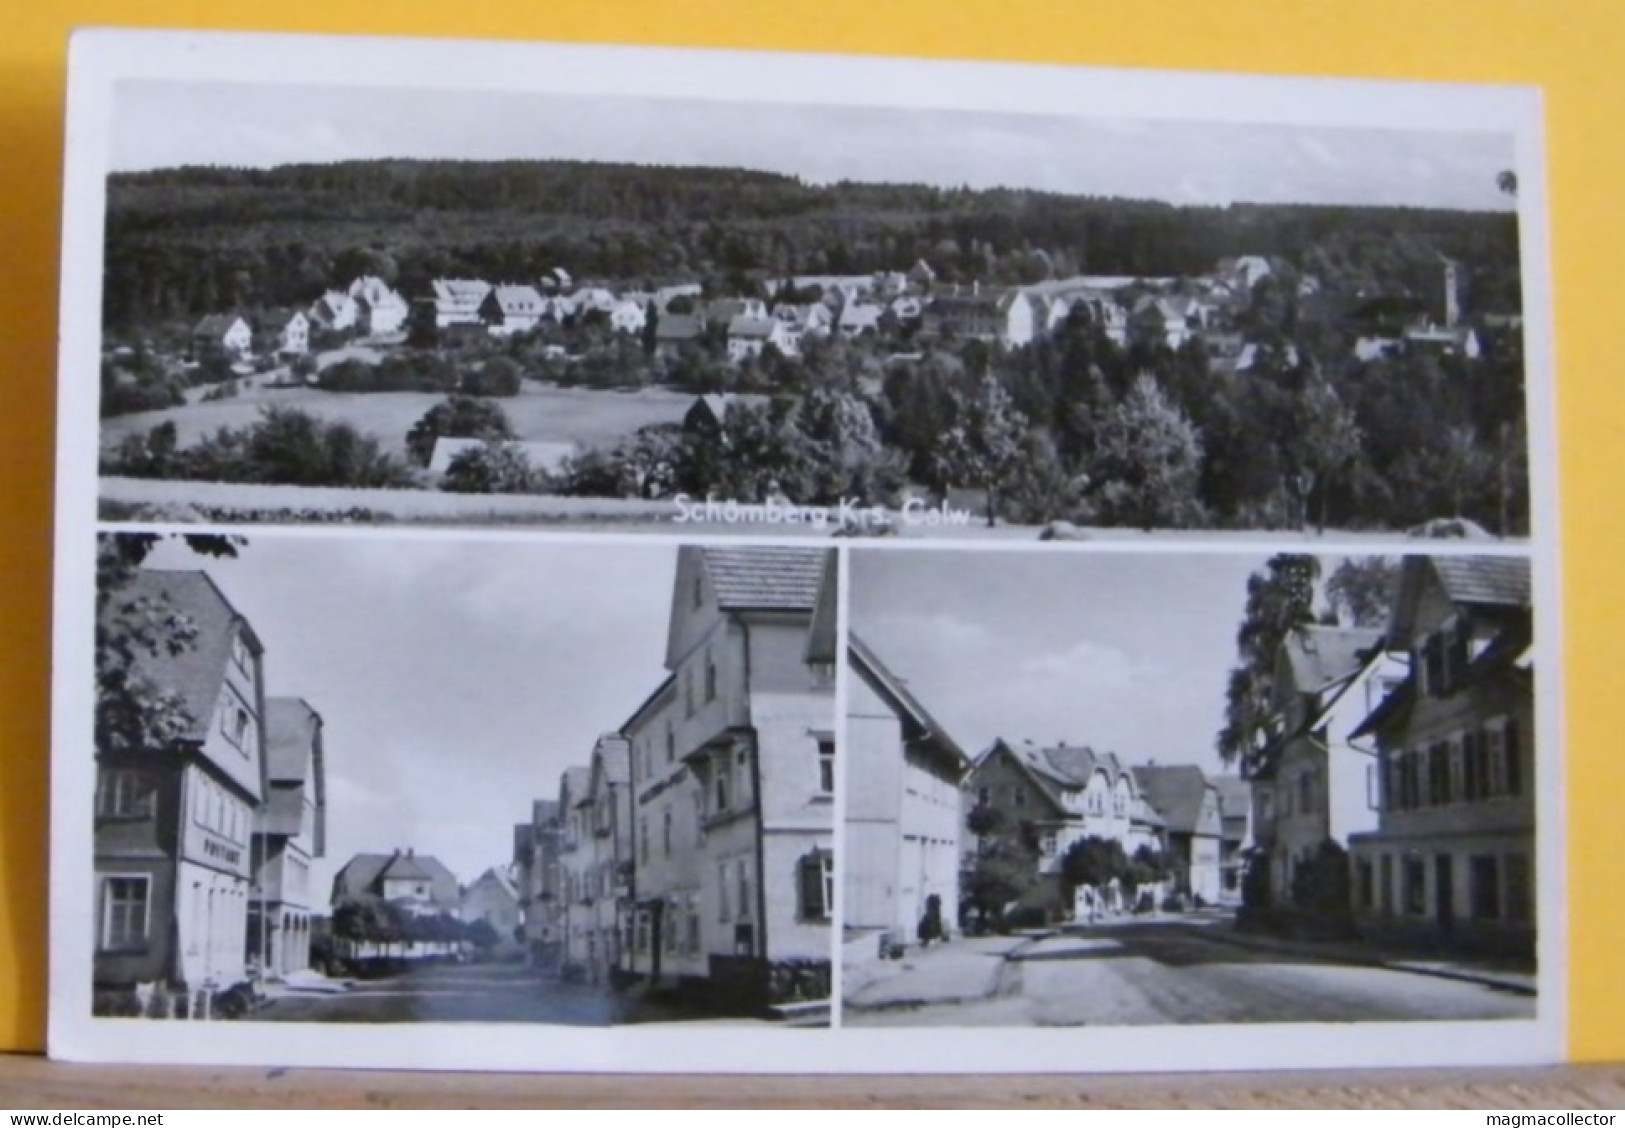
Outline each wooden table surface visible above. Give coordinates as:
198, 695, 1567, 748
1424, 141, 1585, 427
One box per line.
2, 1055, 1623, 1108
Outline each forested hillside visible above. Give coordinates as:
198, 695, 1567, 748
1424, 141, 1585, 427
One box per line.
103, 159, 1521, 328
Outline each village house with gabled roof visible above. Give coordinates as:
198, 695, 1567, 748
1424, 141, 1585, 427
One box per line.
430, 278, 493, 328
248, 696, 327, 980
307, 290, 359, 332
1132, 764, 1224, 905
725, 315, 778, 363
479, 284, 547, 336
347, 275, 409, 335
459, 866, 521, 956
556, 763, 595, 974
191, 313, 253, 361
255, 308, 309, 357
964, 738, 1165, 909
845, 633, 968, 955
1248, 624, 1405, 908
94, 569, 269, 1009
653, 313, 706, 359
608, 299, 648, 335
330, 848, 460, 917
1347, 555, 1535, 957
621, 547, 836, 1010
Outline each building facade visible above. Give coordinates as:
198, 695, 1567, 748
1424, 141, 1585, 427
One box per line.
1347, 556, 1535, 957
512, 799, 562, 969
844, 634, 968, 952
624, 546, 836, 1008
1133, 765, 1224, 905
1252, 625, 1405, 906
248, 697, 326, 980
94, 569, 268, 1008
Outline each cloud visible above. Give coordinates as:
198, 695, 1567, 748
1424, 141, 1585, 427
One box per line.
1018, 638, 1151, 698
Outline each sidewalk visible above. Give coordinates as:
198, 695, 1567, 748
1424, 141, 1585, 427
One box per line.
843, 933, 1044, 1012
1170, 916, 1537, 996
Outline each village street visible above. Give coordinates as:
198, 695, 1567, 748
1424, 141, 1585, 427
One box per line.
253, 961, 732, 1026
845, 917, 1536, 1027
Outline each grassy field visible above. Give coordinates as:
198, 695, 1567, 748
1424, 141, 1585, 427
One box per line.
102, 379, 695, 459
95, 476, 1521, 544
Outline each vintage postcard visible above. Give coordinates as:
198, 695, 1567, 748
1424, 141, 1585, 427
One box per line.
50, 29, 1561, 1072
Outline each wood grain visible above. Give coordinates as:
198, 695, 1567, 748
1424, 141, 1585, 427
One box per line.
2, 1055, 1623, 1109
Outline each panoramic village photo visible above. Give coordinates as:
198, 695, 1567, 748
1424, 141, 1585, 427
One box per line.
841, 548, 1537, 1027
94, 80, 1532, 540
90, 531, 837, 1026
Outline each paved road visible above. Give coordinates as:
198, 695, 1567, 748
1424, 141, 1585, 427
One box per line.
255, 961, 710, 1025
851, 921, 1536, 1027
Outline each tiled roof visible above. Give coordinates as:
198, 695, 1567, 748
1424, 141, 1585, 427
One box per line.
727, 315, 776, 339
103, 570, 252, 747
701, 547, 830, 612
380, 854, 434, 882
490, 284, 545, 314
1430, 556, 1531, 608
1132, 764, 1213, 835
1282, 625, 1381, 695
655, 314, 705, 341
332, 851, 460, 908
265, 697, 319, 782
192, 313, 244, 337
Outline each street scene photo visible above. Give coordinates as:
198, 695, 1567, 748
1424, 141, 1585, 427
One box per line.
90, 531, 837, 1026
96, 80, 1529, 540
842, 547, 1537, 1026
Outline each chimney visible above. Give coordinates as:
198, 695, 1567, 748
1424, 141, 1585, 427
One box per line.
407, 847, 415, 858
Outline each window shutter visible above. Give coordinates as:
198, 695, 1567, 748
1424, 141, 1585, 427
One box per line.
1462, 731, 1479, 801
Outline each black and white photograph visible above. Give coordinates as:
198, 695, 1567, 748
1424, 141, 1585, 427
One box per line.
86, 531, 836, 1029
52, 31, 1562, 1074
842, 548, 1539, 1028
87, 53, 1536, 541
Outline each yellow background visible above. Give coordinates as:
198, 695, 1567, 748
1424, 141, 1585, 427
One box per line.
1, 0, 1620, 1063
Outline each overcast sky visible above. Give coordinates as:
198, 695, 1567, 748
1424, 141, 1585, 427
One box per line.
851, 549, 1307, 779
142, 534, 676, 896
111, 80, 1516, 211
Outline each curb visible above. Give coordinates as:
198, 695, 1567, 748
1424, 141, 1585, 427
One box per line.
1177, 924, 1537, 997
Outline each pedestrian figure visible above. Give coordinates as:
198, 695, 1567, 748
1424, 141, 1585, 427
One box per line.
917, 894, 944, 948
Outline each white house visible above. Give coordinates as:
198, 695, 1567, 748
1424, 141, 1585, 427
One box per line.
347, 276, 409, 335
845, 634, 968, 953
431, 279, 493, 328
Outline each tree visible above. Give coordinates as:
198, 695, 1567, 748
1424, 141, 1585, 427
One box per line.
1087, 373, 1206, 530
796, 386, 907, 506
1324, 556, 1399, 629
1285, 374, 1363, 533
442, 439, 542, 494
96, 532, 242, 757
1216, 554, 1321, 772
934, 372, 1031, 527
465, 918, 501, 957
1497, 170, 1519, 198
406, 396, 516, 467
1060, 835, 1129, 898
